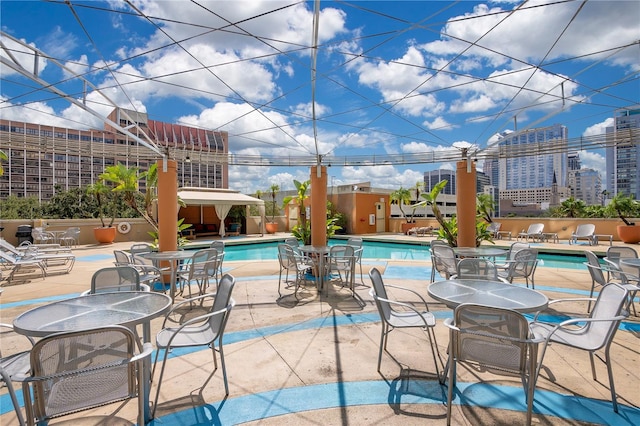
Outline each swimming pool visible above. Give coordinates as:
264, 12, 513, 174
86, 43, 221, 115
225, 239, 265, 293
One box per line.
221, 240, 587, 270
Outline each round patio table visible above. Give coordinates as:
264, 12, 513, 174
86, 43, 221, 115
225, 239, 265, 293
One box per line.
13, 291, 172, 340
142, 250, 194, 302
428, 279, 548, 313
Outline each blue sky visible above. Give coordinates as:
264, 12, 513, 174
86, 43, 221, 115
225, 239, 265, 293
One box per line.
1, 0, 639, 194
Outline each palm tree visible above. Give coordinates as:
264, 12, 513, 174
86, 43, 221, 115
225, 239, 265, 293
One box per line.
408, 180, 425, 223
422, 179, 457, 245
99, 162, 158, 231
390, 187, 412, 223
269, 184, 279, 222
476, 193, 495, 223
557, 197, 586, 218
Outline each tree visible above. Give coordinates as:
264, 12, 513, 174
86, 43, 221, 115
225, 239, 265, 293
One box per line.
99, 162, 158, 231
476, 193, 495, 223
282, 180, 310, 244
269, 184, 279, 222
421, 180, 457, 246
390, 187, 412, 223
556, 197, 586, 218
408, 180, 425, 223
606, 192, 640, 226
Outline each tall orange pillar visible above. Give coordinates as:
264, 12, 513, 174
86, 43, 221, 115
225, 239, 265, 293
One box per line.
456, 159, 476, 247
157, 159, 178, 253
310, 165, 327, 247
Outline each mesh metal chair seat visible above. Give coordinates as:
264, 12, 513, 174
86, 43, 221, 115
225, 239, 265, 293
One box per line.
530, 283, 629, 413
152, 274, 236, 417
1, 323, 35, 426
444, 304, 542, 426
430, 244, 457, 282
21, 325, 153, 426
369, 268, 444, 381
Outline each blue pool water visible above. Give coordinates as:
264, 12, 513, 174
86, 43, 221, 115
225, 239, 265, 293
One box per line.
222, 240, 587, 270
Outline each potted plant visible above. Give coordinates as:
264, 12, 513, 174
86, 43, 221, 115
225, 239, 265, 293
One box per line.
265, 184, 279, 234
606, 192, 640, 243
87, 181, 118, 244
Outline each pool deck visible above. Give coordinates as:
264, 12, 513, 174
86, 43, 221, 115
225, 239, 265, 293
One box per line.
1, 233, 639, 425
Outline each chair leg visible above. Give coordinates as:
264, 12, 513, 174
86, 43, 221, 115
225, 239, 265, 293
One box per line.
604, 346, 618, 413
152, 348, 170, 418
1, 369, 26, 426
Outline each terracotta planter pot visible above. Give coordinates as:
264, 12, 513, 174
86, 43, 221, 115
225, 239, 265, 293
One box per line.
265, 222, 278, 234
93, 226, 117, 244
616, 225, 640, 244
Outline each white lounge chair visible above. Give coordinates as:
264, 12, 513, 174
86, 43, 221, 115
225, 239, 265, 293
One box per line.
569, 224, 596, 245
517, 224, 544, 242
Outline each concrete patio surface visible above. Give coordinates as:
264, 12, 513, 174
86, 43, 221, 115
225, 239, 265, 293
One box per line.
1, 234, 639, 425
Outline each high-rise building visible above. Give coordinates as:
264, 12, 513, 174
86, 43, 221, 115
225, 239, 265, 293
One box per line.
605, 107, 640, 199
568, 168, 602, 205
0, 108, 228, 202
425, 169, 456, 195
498, 124, 568, 190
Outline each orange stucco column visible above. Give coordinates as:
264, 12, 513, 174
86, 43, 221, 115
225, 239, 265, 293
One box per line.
310, 165, 327, 247
456, 159, 476, 247
157, 159, 178, 253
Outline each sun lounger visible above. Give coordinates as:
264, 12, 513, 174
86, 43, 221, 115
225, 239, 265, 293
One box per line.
0, 246, 75, 276
0, 251, 47, 284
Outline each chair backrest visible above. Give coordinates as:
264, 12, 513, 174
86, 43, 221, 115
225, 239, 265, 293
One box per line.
431, 244, 457, 278
130, 243, 153, 256
188, 248, 219, 279
284, 237, 299, 247
210, 240, 225, 252
430, 239, 449, 247
586, 283, 628, 349
507, 242, 530, 261
90, 266, 141, 293
584, 250, 607, 287
527, 223, 544, 235
574, 224, 595, 237
113, 249, 132, 266
508, 248, 538, 277
347, 237, 363, 260
369, 268, 392, 322
606, 246, 638, 262
25, 325, 140, 423
209, 274, 236, 336
0, 251, 19, 264
487, 222, 501, 234
451, 304, 533, 372
456, 258, 499, 280
330, 244, 354, 259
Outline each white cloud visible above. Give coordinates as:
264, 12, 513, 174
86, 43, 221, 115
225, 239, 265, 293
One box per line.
577, 150, 605, 173
583, 118, 614, 137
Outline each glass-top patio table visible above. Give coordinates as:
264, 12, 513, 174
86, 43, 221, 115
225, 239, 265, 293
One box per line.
428, 279, 548, 313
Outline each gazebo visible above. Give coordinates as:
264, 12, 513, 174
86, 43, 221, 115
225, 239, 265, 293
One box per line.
177, 187, 266, 237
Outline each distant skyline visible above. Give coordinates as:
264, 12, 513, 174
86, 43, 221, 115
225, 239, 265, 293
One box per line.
1, 1, 638, 194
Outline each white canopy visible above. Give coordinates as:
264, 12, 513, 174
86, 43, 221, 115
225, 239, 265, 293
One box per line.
177, 187, 265, 237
